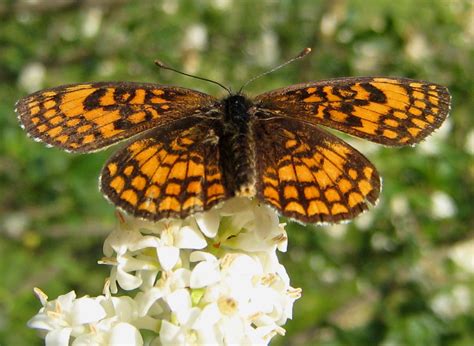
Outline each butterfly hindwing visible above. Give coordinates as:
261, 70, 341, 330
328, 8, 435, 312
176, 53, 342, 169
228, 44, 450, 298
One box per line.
100, 118, 229, 221
254, 77, 450, 146
253, 117, 381, 223
16, 82, 217, 153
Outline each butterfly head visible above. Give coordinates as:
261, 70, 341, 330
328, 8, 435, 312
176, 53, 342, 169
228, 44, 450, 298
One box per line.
223, 94, 252, 124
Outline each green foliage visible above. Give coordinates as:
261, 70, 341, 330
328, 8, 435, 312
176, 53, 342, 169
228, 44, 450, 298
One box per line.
0, 0, 472, 344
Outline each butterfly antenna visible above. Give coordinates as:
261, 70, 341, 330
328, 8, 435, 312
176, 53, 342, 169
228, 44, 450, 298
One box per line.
154, 59, 232, 95
238, 47, 312, 94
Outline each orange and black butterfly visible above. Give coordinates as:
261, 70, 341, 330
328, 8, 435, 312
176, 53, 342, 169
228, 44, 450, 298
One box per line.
16, 52, 451, 224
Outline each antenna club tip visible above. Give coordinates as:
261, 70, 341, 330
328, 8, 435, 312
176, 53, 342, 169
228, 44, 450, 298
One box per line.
299, 47, 312, 58
154, 59, 167, 68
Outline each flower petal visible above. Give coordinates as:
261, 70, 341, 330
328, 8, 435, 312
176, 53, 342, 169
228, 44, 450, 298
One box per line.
159, 319, 184, 345
70, 297, 106, 325
175, 225, 207, 249
195, 209, 220, 238
165, 289, 191, 320
134, 288, 164, 316
190, 261, 220, 288
157, 246, 180, 271
189, 251, 217, 263
109, 322, 143, 346
45, 327, 72, 346
116, 266, 143, 291
192, 303, 220, 329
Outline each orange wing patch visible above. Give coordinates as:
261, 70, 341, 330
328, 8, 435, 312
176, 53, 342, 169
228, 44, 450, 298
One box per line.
16, 82, 216, 153
100, 119, 229, 220
254, 118, 380, 224
255, 77, 451, 146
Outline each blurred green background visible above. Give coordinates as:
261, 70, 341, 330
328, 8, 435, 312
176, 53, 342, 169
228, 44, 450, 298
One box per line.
1, 0, 473, 344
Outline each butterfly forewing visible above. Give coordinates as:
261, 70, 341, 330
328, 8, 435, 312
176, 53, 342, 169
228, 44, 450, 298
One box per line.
254, 77, 450, 146
100, 118, 229, 221
16, 82, 217, 153
253, 118, 381, 224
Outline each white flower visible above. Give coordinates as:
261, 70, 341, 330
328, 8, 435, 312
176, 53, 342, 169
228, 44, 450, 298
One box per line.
430, 190, 457, 219
73, 322, 143, 345
101, 225, 161, 292
448, 239, 474, 274
28, 288, 150, 345
27, 290, 105, 341
417, 119, 452, 156
102, 216, 207, 293
29, 198, 301, 345
159, 243, 296, 344
465, 129, 474, 155
431, 285, 472, 319
18, 62, 45, 93
182, 24, 208, 51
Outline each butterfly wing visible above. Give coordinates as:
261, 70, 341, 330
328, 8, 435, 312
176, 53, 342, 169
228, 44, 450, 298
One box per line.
254, 77, 450, 146
100, 117, 229, 220
16, 82, 217, 153
252, 117, 381, 224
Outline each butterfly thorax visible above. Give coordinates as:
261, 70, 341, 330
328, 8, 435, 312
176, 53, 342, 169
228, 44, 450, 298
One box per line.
219, 94, 256, 197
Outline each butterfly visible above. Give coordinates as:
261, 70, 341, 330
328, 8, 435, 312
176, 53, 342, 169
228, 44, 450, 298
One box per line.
16, 56, 451, 224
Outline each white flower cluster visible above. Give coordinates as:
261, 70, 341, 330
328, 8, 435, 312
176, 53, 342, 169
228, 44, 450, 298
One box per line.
28, 198, 301, 345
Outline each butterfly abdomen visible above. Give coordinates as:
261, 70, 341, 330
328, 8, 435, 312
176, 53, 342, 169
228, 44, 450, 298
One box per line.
219, 95, 256, 197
